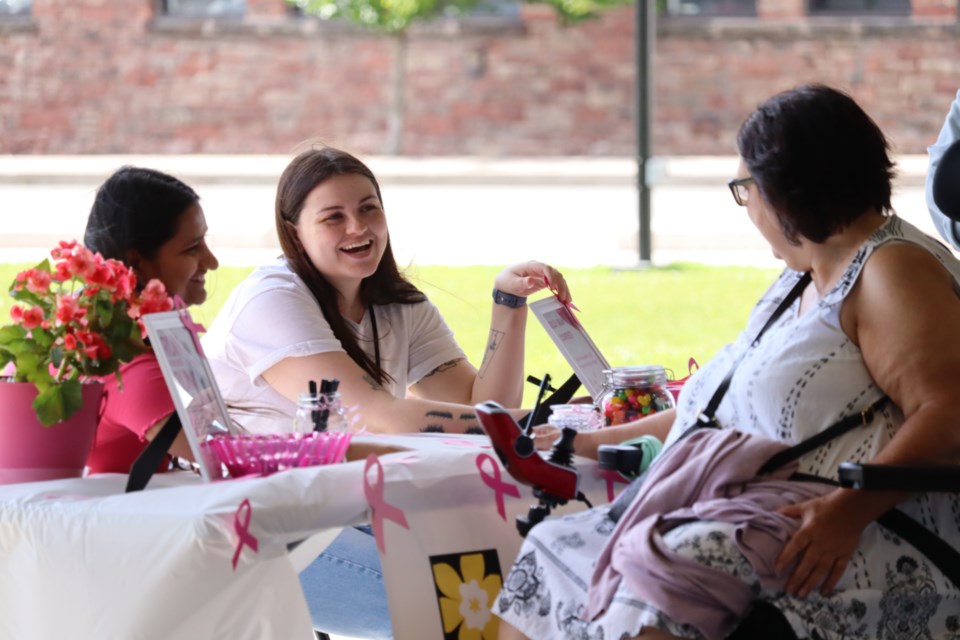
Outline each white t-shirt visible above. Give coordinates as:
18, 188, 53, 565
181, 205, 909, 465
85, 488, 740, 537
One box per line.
202, 259, 467, 434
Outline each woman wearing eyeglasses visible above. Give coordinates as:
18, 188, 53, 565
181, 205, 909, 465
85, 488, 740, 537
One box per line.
492, 85, 960, 640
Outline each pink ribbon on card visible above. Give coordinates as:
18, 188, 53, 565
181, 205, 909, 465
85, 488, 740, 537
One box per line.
363, 454, 410, 553
598, 467, 632, 503
555, 298, 582, 330
173, 296, 207, 355
475, 453, 521, 521
544, 276, 582, 329
231, 498, 259, 570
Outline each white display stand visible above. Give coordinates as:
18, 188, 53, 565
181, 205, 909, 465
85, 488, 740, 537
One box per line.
143, 310, 237, 481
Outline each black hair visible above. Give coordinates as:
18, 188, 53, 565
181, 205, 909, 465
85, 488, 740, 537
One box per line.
736, 84, 896, 244
84, 166, 200, 262
275, 147, 425, 386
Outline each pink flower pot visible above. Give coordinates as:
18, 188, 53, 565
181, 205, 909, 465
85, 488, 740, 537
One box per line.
0, 381, 104, 485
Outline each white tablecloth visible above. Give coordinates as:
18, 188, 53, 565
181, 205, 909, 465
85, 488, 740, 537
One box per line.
0, 433, 614, 640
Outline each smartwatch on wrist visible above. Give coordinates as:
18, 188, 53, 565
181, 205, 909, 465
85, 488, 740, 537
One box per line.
492, 288, 527, 308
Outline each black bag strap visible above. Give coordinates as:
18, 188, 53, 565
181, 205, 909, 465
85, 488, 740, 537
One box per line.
125, 412, 182, 493
611, 273, 812, 520
757, 396, 889, 476
694, 272, 812, 429
877, 508, 960, 589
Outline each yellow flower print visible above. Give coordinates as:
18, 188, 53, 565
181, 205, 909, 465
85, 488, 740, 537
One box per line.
433, 552, 503, 640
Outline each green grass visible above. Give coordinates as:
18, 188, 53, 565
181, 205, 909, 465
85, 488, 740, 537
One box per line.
0, 262, 780, 406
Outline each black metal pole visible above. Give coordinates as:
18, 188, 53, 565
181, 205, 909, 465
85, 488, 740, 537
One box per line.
636, 0, 653, 265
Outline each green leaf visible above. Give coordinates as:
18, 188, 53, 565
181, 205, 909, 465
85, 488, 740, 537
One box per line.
0, 324, 28, 344
32, 378, 84, 427
14, 350, 39, 377
293, 0, 627, 31
8, 288, 44, 305
60, 379, 84, 419
31, 326, 55, 351
33, 384, 64, 426
2, 338, 34, 354
29, 365, 55, 391
94, 296, 115, 328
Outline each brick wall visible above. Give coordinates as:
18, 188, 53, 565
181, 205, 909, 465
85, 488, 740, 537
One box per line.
1, 0, 958, 156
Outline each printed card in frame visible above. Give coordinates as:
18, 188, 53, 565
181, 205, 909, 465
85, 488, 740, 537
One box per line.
529, 297, 610, 399
143, 311, 236, 481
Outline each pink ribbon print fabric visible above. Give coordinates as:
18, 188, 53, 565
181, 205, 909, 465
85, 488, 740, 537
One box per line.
363, 454, 411, 553
475, 453, 521, 521
231, 498, 260, 570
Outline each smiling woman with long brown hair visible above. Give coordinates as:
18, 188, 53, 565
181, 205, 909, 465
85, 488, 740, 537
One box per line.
203, 146, 570, 436
202, 146, 573, 639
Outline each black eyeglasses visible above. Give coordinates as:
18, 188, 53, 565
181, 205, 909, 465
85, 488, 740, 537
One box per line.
728, 176, 755, 207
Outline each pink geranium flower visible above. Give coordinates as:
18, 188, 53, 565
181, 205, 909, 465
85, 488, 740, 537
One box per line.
20, 306, 43, 330
25, 269, 53, 294
0, 241, 173, 426
55, 294, 85, 324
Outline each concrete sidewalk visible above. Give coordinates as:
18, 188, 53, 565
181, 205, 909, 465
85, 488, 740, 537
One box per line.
0, 154, 939, 268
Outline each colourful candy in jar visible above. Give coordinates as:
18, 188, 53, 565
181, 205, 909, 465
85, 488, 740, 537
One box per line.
599, 366, 676, 427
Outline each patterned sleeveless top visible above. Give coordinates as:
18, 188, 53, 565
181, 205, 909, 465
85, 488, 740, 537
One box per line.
667, 215, 960, 479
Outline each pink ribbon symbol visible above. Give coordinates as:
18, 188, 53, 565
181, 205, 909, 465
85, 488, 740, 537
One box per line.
598, 468, 631, 502
363, 454, 410, 554
475, 453, 521, 521
231, 498, 259, 570
173, 296, 207, 355
543, 276, 582, 329
556, 298, 583, 330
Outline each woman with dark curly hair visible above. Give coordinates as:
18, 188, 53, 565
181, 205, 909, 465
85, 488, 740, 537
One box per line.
493, 85, 960, 640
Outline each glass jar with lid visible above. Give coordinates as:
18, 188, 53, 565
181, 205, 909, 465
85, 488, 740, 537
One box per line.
547, 404, 604, 432
598, 365, 675, 426
294, 392, 349, 433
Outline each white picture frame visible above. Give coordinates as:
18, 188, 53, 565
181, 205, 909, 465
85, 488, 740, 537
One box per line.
529, 297, 611, 399
143, 311, 236, 481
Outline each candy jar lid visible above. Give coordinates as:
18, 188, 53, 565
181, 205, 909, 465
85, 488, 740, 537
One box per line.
603, 365, 669, 387
548, 404, 603, 432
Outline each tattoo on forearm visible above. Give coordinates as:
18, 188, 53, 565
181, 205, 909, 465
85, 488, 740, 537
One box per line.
362, 374, 383, 392
478, 329, 505, 379
422, 359, 460, 379
419, 411, 480, 433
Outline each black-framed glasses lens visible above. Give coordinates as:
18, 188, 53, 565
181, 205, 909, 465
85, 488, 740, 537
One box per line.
728, 177, 754, 207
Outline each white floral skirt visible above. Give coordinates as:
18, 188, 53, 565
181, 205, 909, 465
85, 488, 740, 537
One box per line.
493, 504, 960, 640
